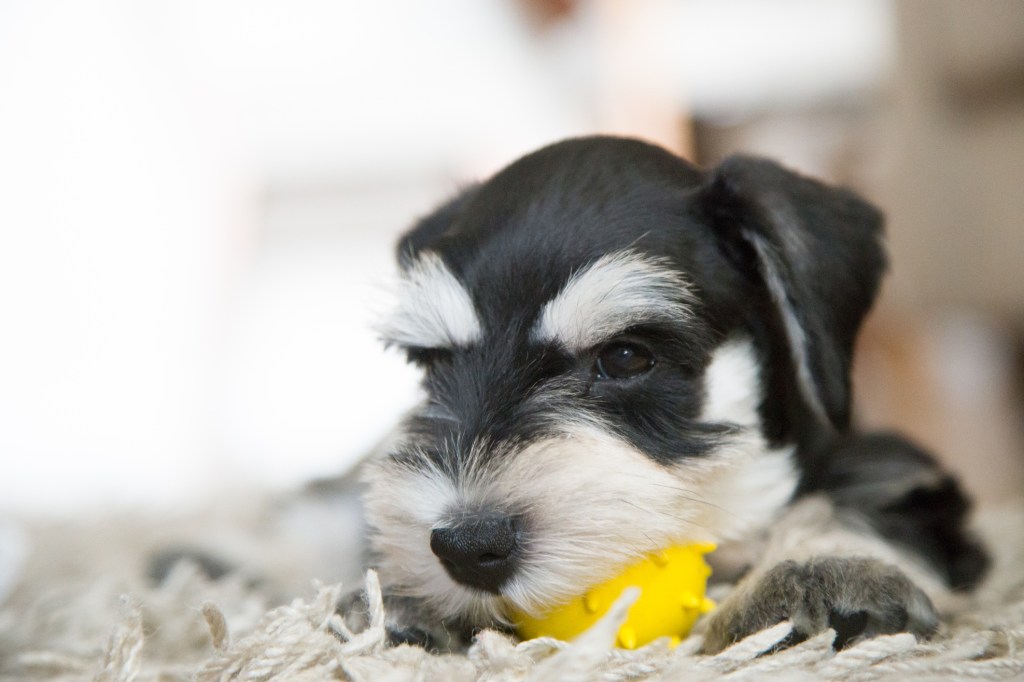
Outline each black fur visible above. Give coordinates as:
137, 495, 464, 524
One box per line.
699, 156, 887, 434
393, 137, 888, 466
361, 136, 987, 651
393, 139, 738, 467
802, 433, 989, 590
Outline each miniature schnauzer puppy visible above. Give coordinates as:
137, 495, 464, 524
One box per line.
357, 136, 987, 653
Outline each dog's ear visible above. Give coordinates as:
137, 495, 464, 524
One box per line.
700, 156, 887, 432
397, 185, 480, 267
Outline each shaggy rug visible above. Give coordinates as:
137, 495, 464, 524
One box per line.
1, 495, 1023, 682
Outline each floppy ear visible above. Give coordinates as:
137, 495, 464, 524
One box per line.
700, 156, 887, 432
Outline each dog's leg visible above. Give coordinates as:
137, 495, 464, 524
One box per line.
804, 433, 989, 590
701, 433, 987, 654
702, 555, 938, 653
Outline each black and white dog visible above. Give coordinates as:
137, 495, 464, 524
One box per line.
359, 136, 987, 653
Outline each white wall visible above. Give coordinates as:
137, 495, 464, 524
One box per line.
0, 0, 893, 515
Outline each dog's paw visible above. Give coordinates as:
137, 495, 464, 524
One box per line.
336, 588, 466, 652
701, 557, 938, 654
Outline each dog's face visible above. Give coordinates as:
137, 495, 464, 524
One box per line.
364, 137, 886, 626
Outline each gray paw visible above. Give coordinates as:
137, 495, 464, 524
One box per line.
702, 557, 938, 654
336, 588, 468, 652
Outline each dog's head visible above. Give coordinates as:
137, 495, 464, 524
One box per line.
364, 137, 886, 625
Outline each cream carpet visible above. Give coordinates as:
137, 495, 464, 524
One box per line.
1, 498, 1022, 681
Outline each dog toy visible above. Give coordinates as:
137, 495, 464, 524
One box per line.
513, 542, 716, 649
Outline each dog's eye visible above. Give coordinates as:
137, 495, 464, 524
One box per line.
595, 342, 655, 380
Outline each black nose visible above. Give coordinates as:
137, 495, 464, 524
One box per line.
430, 515, 520, 593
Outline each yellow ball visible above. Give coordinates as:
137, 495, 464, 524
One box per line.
512, 543, 716, 650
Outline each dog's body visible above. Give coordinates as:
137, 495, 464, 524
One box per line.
359, 137, 987, 652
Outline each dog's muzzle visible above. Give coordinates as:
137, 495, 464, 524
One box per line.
430, 514, 520, 593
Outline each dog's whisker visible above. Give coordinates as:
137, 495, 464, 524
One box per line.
642, 483, 730, 512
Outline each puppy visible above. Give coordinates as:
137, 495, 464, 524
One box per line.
358, 136, 987, 653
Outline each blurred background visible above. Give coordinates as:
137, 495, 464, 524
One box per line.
1, 0, 1022, 518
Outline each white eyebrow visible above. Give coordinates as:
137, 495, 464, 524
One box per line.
377, 251, 482, 348
532, 251, 695, 351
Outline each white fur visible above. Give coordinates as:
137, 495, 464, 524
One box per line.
376, 251, 482, 348
748, 235, 831, 427
694, 338, 798, 543
366, 323, 810, 639
700, 338, 762, 427
695, 442, 798, 544
364, 423, 737, 623
365, 397, 798, 628
493, 427, 718, 615
361, 446, 475, 616
364, 339, 803, 625
532, 251, 695, 351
